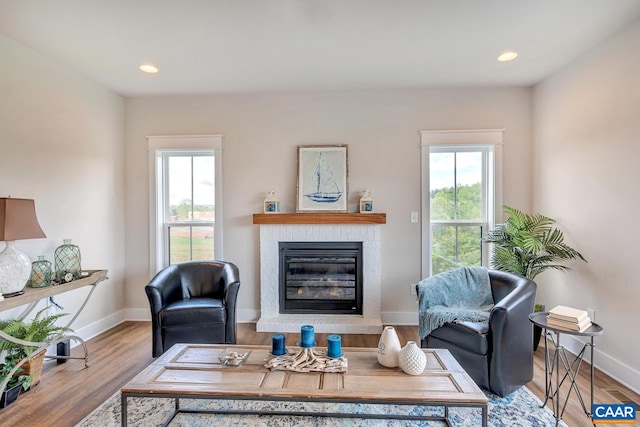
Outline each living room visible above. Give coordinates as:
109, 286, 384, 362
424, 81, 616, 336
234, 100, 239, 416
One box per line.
1, 1, 639, 425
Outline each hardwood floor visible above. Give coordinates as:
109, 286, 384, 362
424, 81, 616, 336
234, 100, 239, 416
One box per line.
1, 322, 638, 427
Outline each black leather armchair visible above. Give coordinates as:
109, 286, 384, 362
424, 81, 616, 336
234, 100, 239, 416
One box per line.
145, 260, 240, 357
419, 270, 536, 397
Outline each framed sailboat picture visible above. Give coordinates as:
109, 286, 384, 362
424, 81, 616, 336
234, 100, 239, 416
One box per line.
297, 145, 348, 212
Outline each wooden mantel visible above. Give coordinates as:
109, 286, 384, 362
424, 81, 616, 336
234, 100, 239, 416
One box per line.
253, 212, 386, 225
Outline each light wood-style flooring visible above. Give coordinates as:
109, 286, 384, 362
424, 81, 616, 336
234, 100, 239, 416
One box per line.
1, 322, 638, 427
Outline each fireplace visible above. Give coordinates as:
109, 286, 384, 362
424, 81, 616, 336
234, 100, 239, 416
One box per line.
254, 215, 385, 334
279, 242, 363, 315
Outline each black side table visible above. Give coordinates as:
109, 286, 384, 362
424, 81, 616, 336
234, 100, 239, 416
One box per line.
529, 312, 603, 426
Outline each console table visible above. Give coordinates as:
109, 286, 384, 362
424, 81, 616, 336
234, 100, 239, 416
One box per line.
0, 269, 108, 394
529, 311, 603, 426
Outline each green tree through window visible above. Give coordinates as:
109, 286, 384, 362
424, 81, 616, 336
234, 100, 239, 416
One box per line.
429, 149, 488, 275
166, 153, 215, 264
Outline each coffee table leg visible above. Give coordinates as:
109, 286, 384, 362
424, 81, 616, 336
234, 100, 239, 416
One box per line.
441, 405, 450, 426
482, 404, 488, 427
157, 397, 181, 427
121, 393, 128, 427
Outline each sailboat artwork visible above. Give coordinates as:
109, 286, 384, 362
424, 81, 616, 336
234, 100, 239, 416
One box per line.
304, 152, 342, 203
297, 145, 348, 212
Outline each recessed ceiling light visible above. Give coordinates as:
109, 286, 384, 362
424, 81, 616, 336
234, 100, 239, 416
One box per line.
497, 51, 518, 62
139, 64, 158, 73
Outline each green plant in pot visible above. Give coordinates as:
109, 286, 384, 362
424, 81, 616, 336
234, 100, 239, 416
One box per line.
0, 359, 33, 408
482, 205, 587, 350
0, 307, 70, 387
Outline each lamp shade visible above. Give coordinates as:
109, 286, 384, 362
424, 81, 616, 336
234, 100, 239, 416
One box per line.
0, 198, 46, 296
0, 198, 46, 241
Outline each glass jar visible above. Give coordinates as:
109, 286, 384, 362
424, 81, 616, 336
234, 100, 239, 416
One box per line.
28, 255, 52, 288
54, 239, 81, 282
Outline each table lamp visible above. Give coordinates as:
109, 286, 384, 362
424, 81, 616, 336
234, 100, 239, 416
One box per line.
0, 197, 46, 297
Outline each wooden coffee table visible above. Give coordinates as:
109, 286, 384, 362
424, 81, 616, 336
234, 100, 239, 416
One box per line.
120, 344, 488, 426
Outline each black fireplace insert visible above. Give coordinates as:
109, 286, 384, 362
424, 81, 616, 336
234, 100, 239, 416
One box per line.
279, 241, 363, 315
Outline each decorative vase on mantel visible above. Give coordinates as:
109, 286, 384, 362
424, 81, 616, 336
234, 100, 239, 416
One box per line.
377, 326, 401, 368
54, 239, 81, 283
398, 341, 427, 376
263, 191, 280, 213
359, 189, 373, 213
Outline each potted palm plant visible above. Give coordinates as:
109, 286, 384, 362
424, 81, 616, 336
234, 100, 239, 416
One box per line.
0, 307, 70, 387
482, 205, 587, 349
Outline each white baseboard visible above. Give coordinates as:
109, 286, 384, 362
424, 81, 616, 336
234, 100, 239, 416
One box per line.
72, 311, 126, 343
562, 334, 640, 395
59, 310, 128, 355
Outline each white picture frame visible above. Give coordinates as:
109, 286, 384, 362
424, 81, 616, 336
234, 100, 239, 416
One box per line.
296, 145, 348, 212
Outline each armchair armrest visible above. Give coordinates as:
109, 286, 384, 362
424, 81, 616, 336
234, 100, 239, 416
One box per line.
145, 266, 182, 357
220, 262, 241, 343
488, 275, 537, 397
145, 266, 182, 315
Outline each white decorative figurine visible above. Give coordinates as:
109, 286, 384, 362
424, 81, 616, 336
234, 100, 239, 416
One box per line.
264, 191, 279, 213
359, 189, 373, 213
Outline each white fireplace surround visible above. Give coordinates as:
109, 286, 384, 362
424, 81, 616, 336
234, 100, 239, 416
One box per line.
257, 223, 383, 334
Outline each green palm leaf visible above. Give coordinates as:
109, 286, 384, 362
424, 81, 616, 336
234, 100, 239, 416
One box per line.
482, 205, 586, 280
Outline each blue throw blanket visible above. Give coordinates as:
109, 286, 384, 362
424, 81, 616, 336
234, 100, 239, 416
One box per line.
418, 267, 494, 339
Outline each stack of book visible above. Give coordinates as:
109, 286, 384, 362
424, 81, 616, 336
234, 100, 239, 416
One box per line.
547, 305, 592, 332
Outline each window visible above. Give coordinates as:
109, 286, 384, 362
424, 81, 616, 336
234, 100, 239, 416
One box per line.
164, 152, 215, 264
148, 135, 223, 274
420, 130, 503, 277
429, 147, 488, 274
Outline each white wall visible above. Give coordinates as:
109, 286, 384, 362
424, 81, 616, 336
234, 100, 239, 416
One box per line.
533, 19, 640, 391
124, 88, 532, 323
0, 34, 126, 335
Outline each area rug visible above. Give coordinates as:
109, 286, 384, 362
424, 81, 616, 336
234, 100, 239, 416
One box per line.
76, 386, 567, 427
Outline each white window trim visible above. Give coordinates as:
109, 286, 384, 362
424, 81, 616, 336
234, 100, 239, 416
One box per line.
419, 129, 504, 278
147, 135, 223, 276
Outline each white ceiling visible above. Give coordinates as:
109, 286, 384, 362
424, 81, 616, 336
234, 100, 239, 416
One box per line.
1, 0, 640, 97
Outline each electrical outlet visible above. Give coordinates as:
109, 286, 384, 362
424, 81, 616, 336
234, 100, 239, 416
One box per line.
410, 212, 419, 223
587, 308, 595, 321
410, 283, 417, 295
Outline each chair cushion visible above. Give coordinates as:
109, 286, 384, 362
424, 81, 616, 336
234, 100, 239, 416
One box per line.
429, 321, 489, 355
160, 298, 226, 327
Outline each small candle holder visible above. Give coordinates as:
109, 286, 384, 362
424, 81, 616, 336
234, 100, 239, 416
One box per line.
298, 325, 316, 348
271, 333, 287, 355
326, 334, 343, 358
